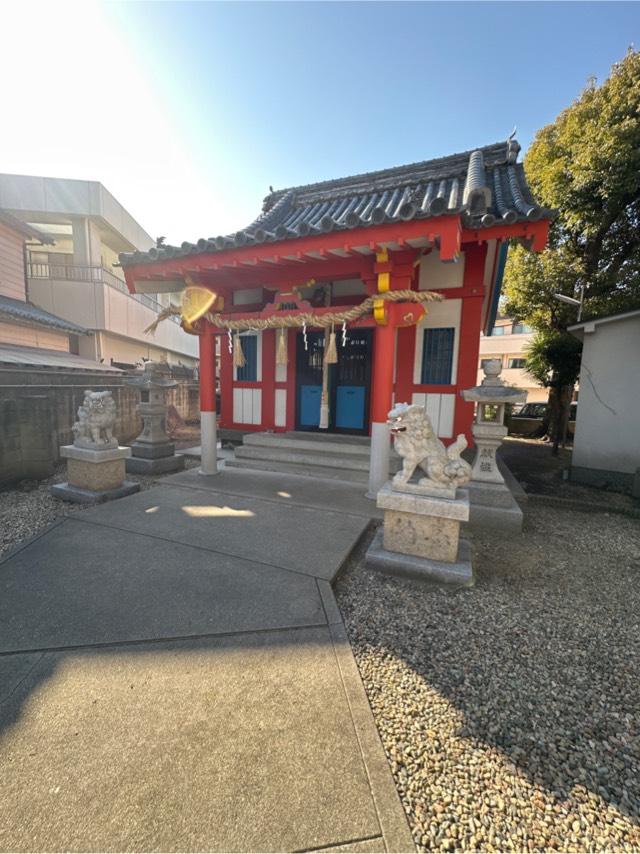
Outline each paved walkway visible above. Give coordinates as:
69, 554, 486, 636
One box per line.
0, 467, 412, 853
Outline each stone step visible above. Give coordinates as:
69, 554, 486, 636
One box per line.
234, 444, 373, 472
225, 457, 371, 484
243, 431, 373, 457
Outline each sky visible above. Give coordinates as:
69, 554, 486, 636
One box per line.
1, 1, 638, 245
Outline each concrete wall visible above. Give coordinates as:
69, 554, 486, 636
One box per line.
0, 174, 155, 253
571, 314, 640, 492
0, 366, 199, 485
28, 276, 199, 362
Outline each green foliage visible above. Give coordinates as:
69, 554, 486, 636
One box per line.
525, 331, 583, 388
504, 49, 640, 327
503, 244, 581, 331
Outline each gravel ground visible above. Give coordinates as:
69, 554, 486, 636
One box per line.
336, 506, 640, 852
0, 459, 199, 561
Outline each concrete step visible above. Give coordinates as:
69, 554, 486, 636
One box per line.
243, 431, 373, 457
235, 444, 372, 472
226, 457, 370, 484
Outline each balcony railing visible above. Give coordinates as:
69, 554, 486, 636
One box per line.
26, 261, 181, 322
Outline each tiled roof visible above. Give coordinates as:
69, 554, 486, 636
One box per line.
0, 344, 121, 372
121, 138, 553, 267
0, 294, 89, 335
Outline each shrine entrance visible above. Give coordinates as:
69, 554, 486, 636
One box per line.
295, 329, 372, 435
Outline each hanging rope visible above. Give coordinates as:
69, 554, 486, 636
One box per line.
324, 323, 338, 364
276, 328, 288, 365
144, 288, 442, 335
232, 332, 246, 367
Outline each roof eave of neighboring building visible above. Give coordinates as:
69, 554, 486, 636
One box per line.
0, 295, 90, 336
0, 210, 55, 245
568, 308, 640, 336
0, 174, 154, 252
0, 343, 122, 373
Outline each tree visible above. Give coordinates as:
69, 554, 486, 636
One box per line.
503, 49, 640, 450
524, 330, 583, 451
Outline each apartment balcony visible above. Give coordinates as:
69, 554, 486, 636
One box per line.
26, 262, 179, 320
26, 261, 198, 359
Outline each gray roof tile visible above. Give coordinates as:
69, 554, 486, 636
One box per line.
120, 139, 552, 268
0, 295, 89, 335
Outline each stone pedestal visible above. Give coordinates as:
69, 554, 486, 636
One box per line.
469, 422, 509, 484
52, 445, 140, 505
462, 360, 527, 532
126, 363, 185, 476
126, 439, 185, 475
366, 482, 473, 586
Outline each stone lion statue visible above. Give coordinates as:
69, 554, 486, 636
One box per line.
388, 402, 471, 491
72, 390, 118, 449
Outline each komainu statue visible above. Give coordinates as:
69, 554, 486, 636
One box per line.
388, 403, 472, 492
72, 390, 118, 449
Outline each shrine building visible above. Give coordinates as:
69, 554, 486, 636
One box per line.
119, 138, 552, 494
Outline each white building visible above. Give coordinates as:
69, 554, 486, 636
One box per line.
0, 173, 198, 368
568, 309, 640, 495
478, 316, 546, 402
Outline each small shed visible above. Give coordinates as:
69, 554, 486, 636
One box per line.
569, 309, 640, 495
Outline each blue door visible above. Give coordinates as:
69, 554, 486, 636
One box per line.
300, 385, 322, 427
335, 386, 365, 430
295, 330, 371, 435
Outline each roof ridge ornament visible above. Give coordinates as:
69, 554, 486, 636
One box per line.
506, 129, 520, 164
463, 150, 492, 214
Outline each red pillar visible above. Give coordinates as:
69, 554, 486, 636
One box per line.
454, 243, 486, 444
394, 325, 416, 405
261, 329, 276, 430
371, 322, 396, 423
219, 332, 233, 428
198, 322, 218, 474
285, 328, 297, 430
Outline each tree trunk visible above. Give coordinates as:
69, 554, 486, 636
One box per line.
551, 384, 573, 456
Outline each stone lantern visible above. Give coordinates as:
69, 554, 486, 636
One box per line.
462, 359, 526, 528
126, 362, 185, 475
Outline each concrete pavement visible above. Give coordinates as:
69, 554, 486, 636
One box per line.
0, 467, 413, 852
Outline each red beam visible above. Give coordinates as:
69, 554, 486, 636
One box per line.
124, 216, 551, 295
123, 217, 467, 290
461, 219, 549, 251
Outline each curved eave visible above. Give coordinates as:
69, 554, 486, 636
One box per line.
122, 215, 551, 295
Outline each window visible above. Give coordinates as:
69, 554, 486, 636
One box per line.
512, 322, 533, 334
237, 334, 258, 382
491, 325, 506, 335
508, 357, 527, 369
421, 328, 455, 385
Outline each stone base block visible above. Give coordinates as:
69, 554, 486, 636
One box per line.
377, 482, 469, 563
467, 480, 514, 509
126, 454, 185, 475
383, 510, 460, 562
67, 458, 126, 492
129, 441, 176, 460
390, 478, 456, 500
366, 528, 473, 587
51, 480, 140, 506
466, 467, 526, 532
467, 498, 524, 533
